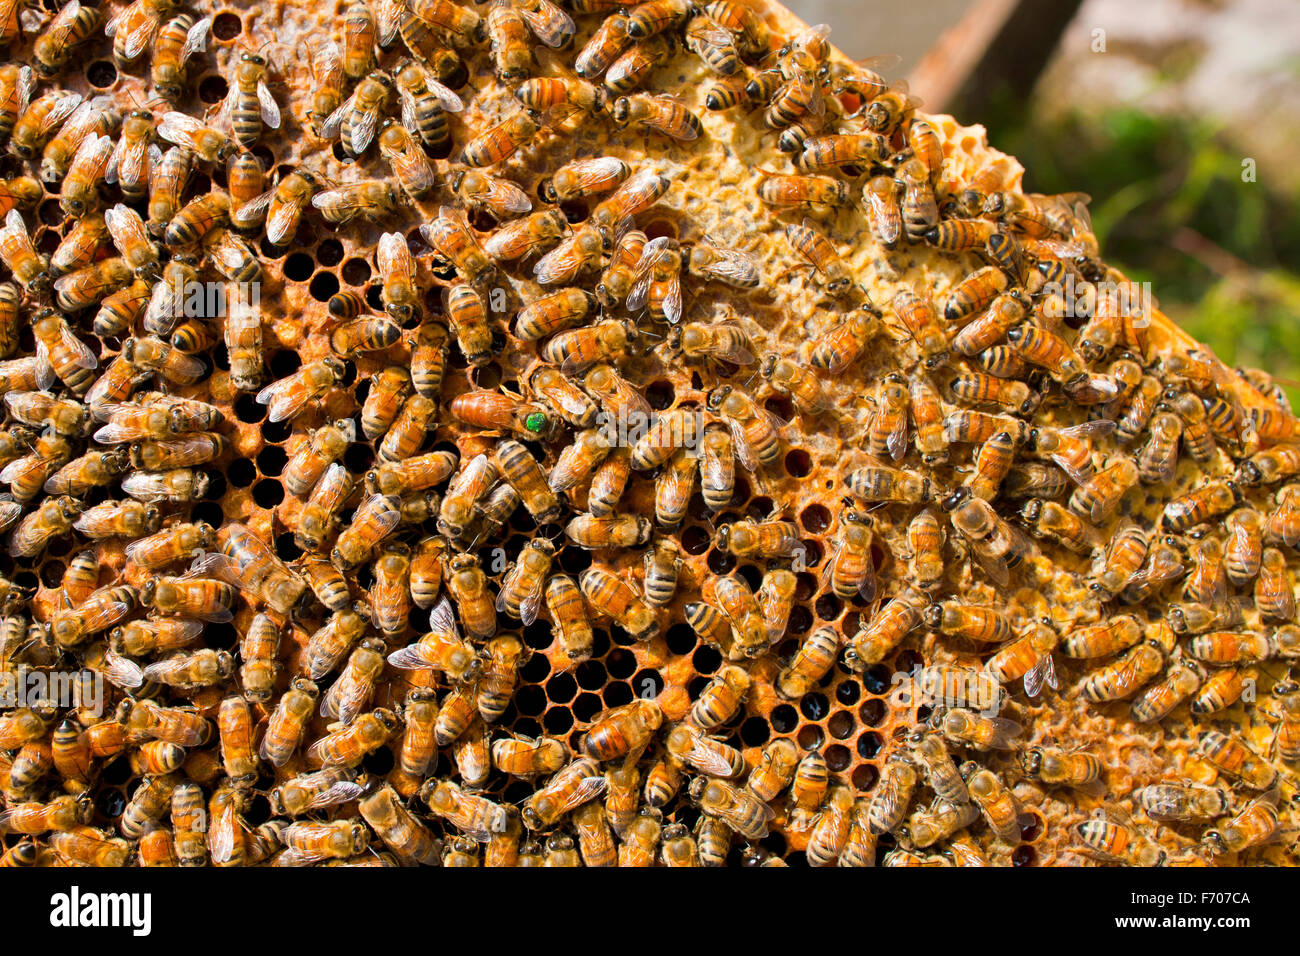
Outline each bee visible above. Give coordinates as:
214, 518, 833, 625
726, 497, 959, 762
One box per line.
157, 110, 233, 163
846, 464, 939, 505
0, 209, 51, 297
486, 0, 530, 82
538, 157, 627, 207
322, 71, 392, 157
47, 582, 136, 649
233, 168, 319, 247
307, 707, 401, 770
436, 452, 497, 542
1134, 783, 1230, 823
638, 537, 684, 609
1266, 483, 1300, 548
1198, 729, 1275, 790
359, 785, 442, 866
485, 210, 567, 266
33, 0, 100, 77
547, 573, 592, 662
689, 777, 774, 841
580, 566, 659, 641
575, 12, 631, 78
1189, 664, 1256, 715
423, 207, 495, 288
378, 120, 437, 200
218, 53, 281, 151
809, 304, 881, 375
521, 757, 606, 830
757, 170, 851, 213
256, 357, 346, 424
340, 0, 378, 79
1074, 813, 1166, 867
278, 819, 371, 866
609, 93, 702, 141
283, 419, 355, 498
1018, 746, 1105, 796
369, 450, 458, 497
1161, 479, 1238, 533
777, 625, 841, 699
450, 169, 531, 225
461, 109, 540, 168
329, 493, 401, 571
442, 552, 496, 641
1203, 792, 1281, 857
304, 37, 345, 136
408, 322, 449, 400
387, 597, 480, 682
9, 495, 80, 558
497, 539, 554, 625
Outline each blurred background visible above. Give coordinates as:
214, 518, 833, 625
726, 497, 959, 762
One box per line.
785, 0, 1300, 402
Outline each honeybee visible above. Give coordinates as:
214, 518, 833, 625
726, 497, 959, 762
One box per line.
580, 566, 659, 641
9, 495, 80, 558
303, 36, 345, 136
359, 785, 442, 866
378, 120, 437, 200
283, 419, 355, 498
307, 707, 401, 770
575, 11, 631, 77
256, 357, 346, 424
689, 777, 773, 841
486, 0, 530, 82
157, 110, 233, 163
497, 539, 554, 625
233, 168, 319, 247
1198, 729, 1275, 790
424, 207, 495, 287
461, 108, 540, 168
47, 582, 136, 649
485, 209, 568, 264
847, 464, 940, 505
369, 450, 457, 497
777, 625, 841, 700
329, 493, 400, 571
523, 757, 606, 830
1203, 792, 1281, 857
546, 573, 592, 662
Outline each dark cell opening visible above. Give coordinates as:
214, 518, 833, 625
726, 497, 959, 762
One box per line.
309, 271, 340, 303
274, 533, 301, 562
856, 731, 882, 759
343, 442, 375, 473
664, 622, 696, 655
261, 418, 291, 443
814, 593, 842, 621
706, 549, 736, 575
680, 525, 710, 556
88, 61, 118, 87
571, 692, 602, 723
787, 605, 812, 635
361, 746, 394, 776
198, 75, 229, 105
863, 665, 892, 695
601, 681, 633, 706
252, 478, 284, 508
800, 503, 830, 533
234, 394, 265, 423
317, 239, 344, 268
283, 253, 314, 282
1020, 813, 1044, 842
341, 258, 372, 286
227, 458, 256, 488
605, 648, 636, 679
95, 788, 126, 820
631, 668, 663, 700
543, 707, 574, 735
522, 621, 552, 651
796, 724, 824, 751
645, 380, 674, 410
836, 680, 861, 706
784, 448, 812, 477
740, 716, 770, 747
824, 744, 851, 772
851, 763, 879, 793
545, 671, 577, 704
800, 693, 828, 721
736, 563, 762, 591
858, 698, 886, 726
1012, 845, 1037, 867
770, 704, 798, 734
513, 684, 546, 716
575, 659, 608, 691
191, 502, 225, 528
827, 710, 854, 739
256, 445, 287, 477
213, 11, 242, 39
691, 643, 721, 675
39, 560, 64, 589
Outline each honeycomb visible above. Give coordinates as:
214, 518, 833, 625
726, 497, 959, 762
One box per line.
0, 0, 1296, 867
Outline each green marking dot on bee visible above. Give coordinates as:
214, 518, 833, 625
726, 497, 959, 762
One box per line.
524, 413, 548, 434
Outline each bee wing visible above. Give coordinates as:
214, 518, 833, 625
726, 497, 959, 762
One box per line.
984, 717, 1023, 749
264, 199, 301, 248
209, 799, 238, 864
257, 80, 282, 129
1047, 450, 1093, 487
851, 53, 902, 72
14, 66, 35, 115
426, 78, 465, 113
429, 596, 462, 640
35, 92, 83, 140
58, 323, 97, 370
532, 241, 575, 287
157, 111, 203, 147
886, 412, 909, 462
102, 647, 144, 689
0, 454, 32, 484
726, 418, 759, 474
320, 675, 362, 724
1139, 790, 1187, 820
969, 540, 1009, 589
182, 16, 212, 61
552, 774, 608, 817
625, 236, 669, 312
375, 0, 403, 45
318, 91, 356, 141
519, 0, 575, 48
708, 327, 755, 365
255, 374, 306, 423
489, 177, 532, 214
104, 203, 147, 255
398, 88, 417, 134
662, 272, 683, 325
1022, 652, 1056, 698
121, 12, 158, 61
309, 779, 369, 811
232, 188, 276, 229
349, 105, 382, 155
1059, 420, 1116, 441
791, 70, 824, 118
377, 231, 413, 278
687, 737, 740, 777
387, 642, 442, 670
702, 246, 761, 289
1125, 551, 1184, 593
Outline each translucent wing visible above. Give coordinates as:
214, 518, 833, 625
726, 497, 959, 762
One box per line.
429, 596, 462, 640
231, 188, 275, 229
625, 235, 669, 312
700, 244, 760, 288
264, 198, 300, 247
209, 799, 238, 864
1022, 652, 1056, 698
306, 779, 367, 811
552, 774, 607, 816
519, 0, 574, 48
102, 647, 144, 689
258, 80, 281, 129
318, 91, 355, 141
726, 418, 758, 474
255, 373, 308, 423
687, 736, 740, 777
157, 111, 204, 147
182, 17, 211, 61
1059, 420, 1116, 441
376, 231, 412, 277
426, 77, 464, 113
59, 322, 98, 370
349, 104, 381, 155
661, 272, 682, 325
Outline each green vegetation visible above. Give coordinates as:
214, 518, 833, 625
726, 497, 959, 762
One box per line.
979, 99, 1300, 405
